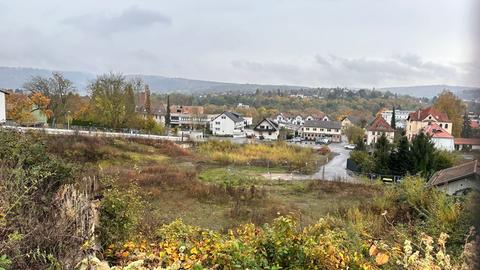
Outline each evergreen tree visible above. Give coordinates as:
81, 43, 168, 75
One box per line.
410, 132, 436, 178
374, 133, 391, 174
391, 106, 396, 130
461, 111, 473, 138
354, 137, 366, 151
165, 95, 171, 127
389, 136, 412, 176
145, 85, 151, 115
124, 83, 136, 127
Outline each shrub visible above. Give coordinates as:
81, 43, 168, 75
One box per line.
99, 183, 144, 248
0, 130, 86, 269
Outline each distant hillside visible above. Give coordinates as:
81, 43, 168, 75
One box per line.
378, 85, 479, 99
1, 66, 477, 98
0, 66, 306, 95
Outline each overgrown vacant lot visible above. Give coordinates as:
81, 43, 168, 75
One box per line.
2, 131, 479, 269
37, 134, 366, 230
196, 140, 330, 174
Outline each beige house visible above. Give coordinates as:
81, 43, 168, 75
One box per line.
301, 120, 342, 142
406, 107, 452, 141
366, 116, 395, 145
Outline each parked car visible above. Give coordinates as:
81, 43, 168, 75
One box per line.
344, 144, 356, 150
315, 137, 330, 145
291, 137, 303, 142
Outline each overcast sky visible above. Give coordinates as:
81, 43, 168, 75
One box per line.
0, 0, 478, 87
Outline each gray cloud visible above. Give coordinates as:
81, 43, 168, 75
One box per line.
231, 54, 473, 87
63, 5, 171, 35
0, 0, 475, 87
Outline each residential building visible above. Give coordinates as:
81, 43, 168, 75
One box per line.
340, 115, 371, 130
273, 112, 329, 126
300, 120, 342, 142
0, 90, 8, 124
427, 160, 480, 195
210, 112, 246, 136
167, 105, 211, 128
422, 123, 454, 151
366, 116, 395, 145
243, 116, 253, 126
454, 138, 480, 151
253, 118, 280, 140
406, 107, 452, 141
380, 110, 414, 129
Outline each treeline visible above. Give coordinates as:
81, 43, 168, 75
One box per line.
5, 72, 164, 134
351, 133, 457, 178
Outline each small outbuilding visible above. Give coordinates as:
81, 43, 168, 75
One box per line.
427, 160, 480, 195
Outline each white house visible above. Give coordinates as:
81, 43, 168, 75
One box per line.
380, 110, 414, 129
0, 90, 8, 124
422, 123, 454, 151
366, 116, 395, 145
253, 118, 280, 140
210, 111, 246, 136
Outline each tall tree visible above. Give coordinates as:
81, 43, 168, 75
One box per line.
6, 92, 51, 124
145, 85, 152, 115
410, 132, 436, 178
389, 136, 412, 176
433, 91, 466, 137
390, 106, 396, 130
89, 73, 132, 129
165, 95, 171, 127
461, 111, 473, 138
374, 133, 391, 174
124, 83, 136, 116
354, 137, 366, 151
23, 72, 75, 126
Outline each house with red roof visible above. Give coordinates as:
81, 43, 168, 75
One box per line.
365, 116, 395, 145
422, 123, 454, 151
406, 106, 452, 141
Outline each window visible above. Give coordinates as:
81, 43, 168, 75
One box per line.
327, 129, 331, 132
313, 128, 317, 131
306, 128, 310, 131
215, 121, 220, 125
439, 124, 442, 128
268, 132, 272, 135
221, 116, 226, 119
215, 128, 220, 131
445, 124, 448, 128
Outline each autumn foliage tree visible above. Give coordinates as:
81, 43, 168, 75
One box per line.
433, 91, 466, 137
23, 72, 75, 126
6, 92, 52, 124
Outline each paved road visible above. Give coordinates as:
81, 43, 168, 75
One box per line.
313, 141, 352, 180
263, 139, 355, 182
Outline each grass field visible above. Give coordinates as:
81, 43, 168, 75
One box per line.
41, 135, 379, 231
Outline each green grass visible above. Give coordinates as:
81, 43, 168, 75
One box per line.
198, 166, 288, 186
